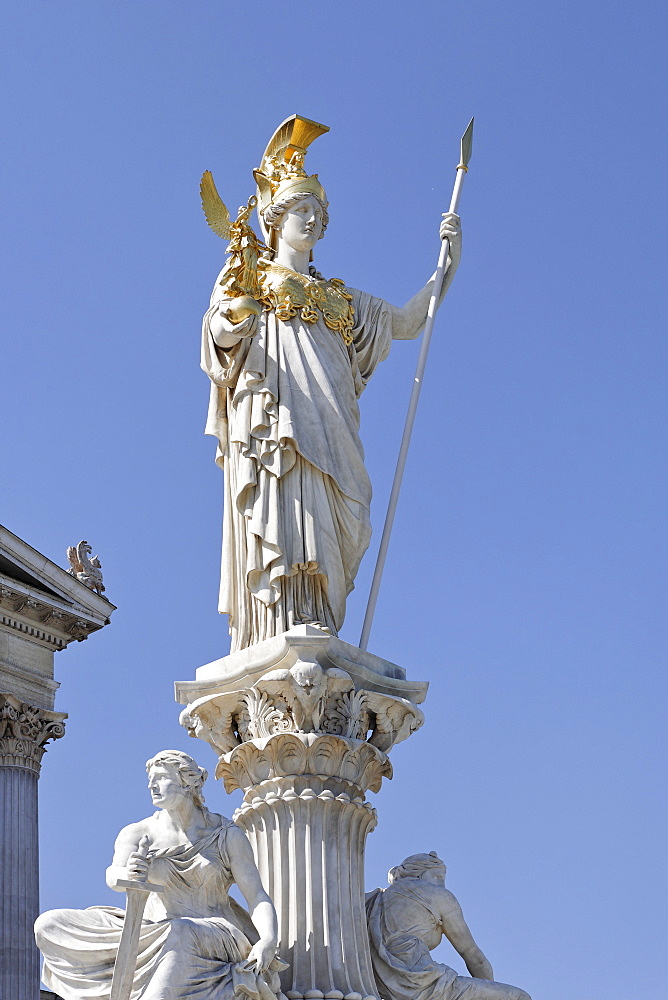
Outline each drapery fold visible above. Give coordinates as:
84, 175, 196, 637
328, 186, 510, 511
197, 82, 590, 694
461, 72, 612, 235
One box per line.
202, 277, 392, 650
36, 819, 286, 1000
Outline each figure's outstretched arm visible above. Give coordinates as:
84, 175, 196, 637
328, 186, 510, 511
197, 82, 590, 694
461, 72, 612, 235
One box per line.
390, 213, 462, 341
439, 888, 494, 980
228, 826, 278, 972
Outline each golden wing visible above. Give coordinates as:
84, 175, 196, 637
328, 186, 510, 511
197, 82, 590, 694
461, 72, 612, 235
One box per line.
200, 170, 232, 239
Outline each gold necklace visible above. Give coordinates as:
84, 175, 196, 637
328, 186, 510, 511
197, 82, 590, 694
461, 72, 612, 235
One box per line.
258, 262, 355, 345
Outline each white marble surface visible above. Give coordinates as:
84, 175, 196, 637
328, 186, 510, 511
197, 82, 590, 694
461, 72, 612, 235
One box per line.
175, 624, 427, 704
233, 735, 381, 1000
178, 628, 427, 1000
36, 750, 286, 1000
0, 524, 115, 710
201, 127, 461, 652
366, 854, 531, 1000
177, 626, 426, 775
203, 275, 393, 652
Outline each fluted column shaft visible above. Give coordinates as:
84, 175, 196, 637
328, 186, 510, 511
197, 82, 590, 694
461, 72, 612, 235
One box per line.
237, 775, 377, 1000
218, 733, 391, 1000
0, 765, 40, 998
0, 693, 66, 1000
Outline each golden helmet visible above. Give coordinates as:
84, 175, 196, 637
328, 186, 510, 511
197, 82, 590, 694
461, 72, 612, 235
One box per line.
253, 114, 329, 248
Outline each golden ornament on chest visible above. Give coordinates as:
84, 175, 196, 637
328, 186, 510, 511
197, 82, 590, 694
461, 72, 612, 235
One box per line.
259, 263, 355, 344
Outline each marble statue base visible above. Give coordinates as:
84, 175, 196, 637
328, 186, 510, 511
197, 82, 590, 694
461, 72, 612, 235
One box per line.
175, 624, 428, 706
176, 626, 428, 1000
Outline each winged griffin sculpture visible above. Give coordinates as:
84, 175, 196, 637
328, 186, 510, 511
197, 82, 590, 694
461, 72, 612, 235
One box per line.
66, 540, 105, 595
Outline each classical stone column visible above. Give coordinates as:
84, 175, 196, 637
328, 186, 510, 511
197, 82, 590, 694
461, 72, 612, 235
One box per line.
221, 734, 388, 1000
0, 693, 65, 1000
177, 626, 428, 1000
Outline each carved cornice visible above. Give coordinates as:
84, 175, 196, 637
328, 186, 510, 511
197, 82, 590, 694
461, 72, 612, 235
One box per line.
0, 693, 66, 772
216, 731, 392, 795
0, 583, 103, 649
175, 625, 429, 708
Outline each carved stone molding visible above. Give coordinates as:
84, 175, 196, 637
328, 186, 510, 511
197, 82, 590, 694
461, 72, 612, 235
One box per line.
284, 992, 375, 1000
0, 583, 103, 648
175, 625, 428, 709
216, 732, 392, 796
0, 694, 66, 772
180, 663, 423, 761
234, 774, 378, 837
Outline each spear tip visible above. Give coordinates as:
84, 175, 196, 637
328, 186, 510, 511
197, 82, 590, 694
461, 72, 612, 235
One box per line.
460, 117, 474, 167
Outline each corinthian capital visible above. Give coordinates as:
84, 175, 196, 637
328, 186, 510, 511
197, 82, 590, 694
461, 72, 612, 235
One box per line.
0, 693, 66, 773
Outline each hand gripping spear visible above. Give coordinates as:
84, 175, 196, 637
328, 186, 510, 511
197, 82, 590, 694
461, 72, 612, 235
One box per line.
359, 118, 474, 651
109, 836, 164, 1000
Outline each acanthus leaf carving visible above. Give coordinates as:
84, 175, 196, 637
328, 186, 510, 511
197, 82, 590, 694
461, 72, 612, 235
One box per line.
180, 663, 424, 777
242, 688, 295, 740
363, 691, 425, 751
179, 695, 242, 756
68, 619, 91, 640
215, 731, 392, 795
42, 609, 67, 625
0, 694, 66, 772
13, 596, 42, 614
321, 688, 371, 740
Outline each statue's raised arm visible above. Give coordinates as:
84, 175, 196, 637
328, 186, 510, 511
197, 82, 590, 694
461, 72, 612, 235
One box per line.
389, 212, 462, 340
201, 115, 462, 652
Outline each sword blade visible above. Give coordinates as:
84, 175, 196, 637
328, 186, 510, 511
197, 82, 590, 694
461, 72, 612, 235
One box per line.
109, 882, 162, 1000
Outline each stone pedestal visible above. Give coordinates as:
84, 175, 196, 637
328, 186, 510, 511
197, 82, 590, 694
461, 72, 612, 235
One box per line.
176, 626, 427, 1000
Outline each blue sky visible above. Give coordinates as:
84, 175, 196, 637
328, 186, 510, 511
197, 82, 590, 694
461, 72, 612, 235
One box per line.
2, 3, 666, 998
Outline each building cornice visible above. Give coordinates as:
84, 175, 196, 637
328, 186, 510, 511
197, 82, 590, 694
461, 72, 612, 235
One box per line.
0, 579, 106, 648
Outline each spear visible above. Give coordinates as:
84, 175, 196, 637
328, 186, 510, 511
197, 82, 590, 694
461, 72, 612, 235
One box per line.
359, 118, 474, 651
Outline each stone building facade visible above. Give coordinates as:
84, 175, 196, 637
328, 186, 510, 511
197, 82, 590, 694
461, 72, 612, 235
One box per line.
0, 526, 114, 1000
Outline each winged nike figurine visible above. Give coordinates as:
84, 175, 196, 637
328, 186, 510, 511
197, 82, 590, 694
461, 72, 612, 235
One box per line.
200, 172, 267, 301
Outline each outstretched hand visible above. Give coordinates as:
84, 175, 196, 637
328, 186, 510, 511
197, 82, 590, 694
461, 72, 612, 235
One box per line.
440, 212, 462, 265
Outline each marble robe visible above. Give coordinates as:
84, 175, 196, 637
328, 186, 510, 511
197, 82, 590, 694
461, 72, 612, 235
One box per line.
202, 278, 392, 651
35, 818, 286, 1000
366, 880, 530, 1000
